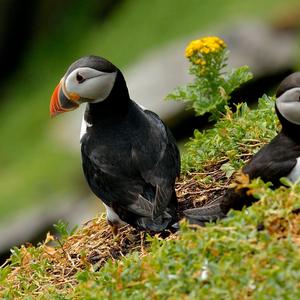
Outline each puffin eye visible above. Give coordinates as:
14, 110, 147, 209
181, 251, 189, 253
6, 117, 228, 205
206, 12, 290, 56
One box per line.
76, 73, 85, 83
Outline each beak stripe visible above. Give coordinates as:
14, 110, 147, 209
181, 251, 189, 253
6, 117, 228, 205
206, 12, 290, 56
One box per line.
50, 83, 62, 117
50, 81, 79, 117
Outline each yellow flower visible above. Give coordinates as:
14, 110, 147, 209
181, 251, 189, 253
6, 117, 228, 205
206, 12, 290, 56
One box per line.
185, 47, 194, 58
195, 59, 206, 65
185, 36, 226, 58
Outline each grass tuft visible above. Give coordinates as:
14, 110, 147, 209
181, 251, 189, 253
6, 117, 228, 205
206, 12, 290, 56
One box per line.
182, 95, 279, 173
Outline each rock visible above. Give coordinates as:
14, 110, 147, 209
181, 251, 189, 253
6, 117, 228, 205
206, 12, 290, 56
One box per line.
224, 21, 296, 75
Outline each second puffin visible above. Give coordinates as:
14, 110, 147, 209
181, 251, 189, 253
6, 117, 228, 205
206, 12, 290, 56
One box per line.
50, 56, 180, 234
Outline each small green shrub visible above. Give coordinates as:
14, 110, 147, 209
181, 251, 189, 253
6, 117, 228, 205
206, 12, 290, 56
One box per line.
166, 36, 253, 119
182, 95, 279, 173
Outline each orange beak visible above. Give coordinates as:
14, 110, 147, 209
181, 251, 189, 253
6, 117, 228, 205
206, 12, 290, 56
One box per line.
50, 80, 79, 117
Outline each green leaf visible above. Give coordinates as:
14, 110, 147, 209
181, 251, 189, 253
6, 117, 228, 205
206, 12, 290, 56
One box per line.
280, 177, 293, 187
53, 220, 78, 240
220, 162, 235, 178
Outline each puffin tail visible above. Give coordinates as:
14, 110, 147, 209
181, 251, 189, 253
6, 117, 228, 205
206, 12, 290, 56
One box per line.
183, 198, 226, 226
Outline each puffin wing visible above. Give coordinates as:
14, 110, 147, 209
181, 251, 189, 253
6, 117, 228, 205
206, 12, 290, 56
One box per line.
131, 110, 180, 218
81, 145, 154, 217
183, 199, 226, 223
184, 132, 300, 223
243, 132, 300, 183
218, 134, 300, 214
81, 109, 179, 220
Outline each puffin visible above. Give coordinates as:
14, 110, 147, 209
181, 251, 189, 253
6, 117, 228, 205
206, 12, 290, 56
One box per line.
50, 55, 180, 234
184, 72, 300, 223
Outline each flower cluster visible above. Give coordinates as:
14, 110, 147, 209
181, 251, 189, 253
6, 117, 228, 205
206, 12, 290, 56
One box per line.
167, 35, 253, 120
185, 36, 226, 58
185, 36, 227, 75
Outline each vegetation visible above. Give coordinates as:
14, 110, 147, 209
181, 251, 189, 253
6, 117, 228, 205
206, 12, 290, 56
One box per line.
182, 96, 278, 174
60, 182, 300, 299
1, 89, 300, 298
167, 36, 253, 119
1, 94, 300, 298
1, 1, 300, 299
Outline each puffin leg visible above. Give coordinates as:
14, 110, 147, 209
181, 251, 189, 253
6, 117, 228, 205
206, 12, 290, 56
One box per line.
103, 203, 125, 236
107, 220, 119, 236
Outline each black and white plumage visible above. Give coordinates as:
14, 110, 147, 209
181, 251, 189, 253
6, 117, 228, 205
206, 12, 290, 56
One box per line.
50, 55, 180, 233
184, 72, 300, 223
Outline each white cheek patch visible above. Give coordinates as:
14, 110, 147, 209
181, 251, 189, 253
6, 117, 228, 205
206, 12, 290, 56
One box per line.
65, 68, 117, 102
287, 157, 300, 183
277, 102, 300, 125
276, 87, 300, 125
81, 72, 117, 102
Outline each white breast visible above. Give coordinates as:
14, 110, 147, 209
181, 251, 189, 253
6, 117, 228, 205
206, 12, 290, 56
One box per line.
80, 116, 92, 142
103, 203, 126, 225
136, 102, 146, 110
287, 157, 300, 183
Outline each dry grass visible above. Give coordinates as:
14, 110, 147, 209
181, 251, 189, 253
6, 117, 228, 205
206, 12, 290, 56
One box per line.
2, 218, 147, 294
0, 162, 231, 295
177, 158, 230, 211
2, 157, 300, 297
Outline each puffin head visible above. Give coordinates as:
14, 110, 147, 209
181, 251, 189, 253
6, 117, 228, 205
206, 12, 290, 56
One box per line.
50, 55, 119, 117
275, 72, 300, 128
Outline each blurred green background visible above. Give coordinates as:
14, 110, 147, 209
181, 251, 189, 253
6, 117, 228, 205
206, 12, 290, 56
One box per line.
1, 0, 299, 250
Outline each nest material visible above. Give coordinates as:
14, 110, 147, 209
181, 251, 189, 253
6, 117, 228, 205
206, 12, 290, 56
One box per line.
2, 167, 230, 295
2, 160, 300, 296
